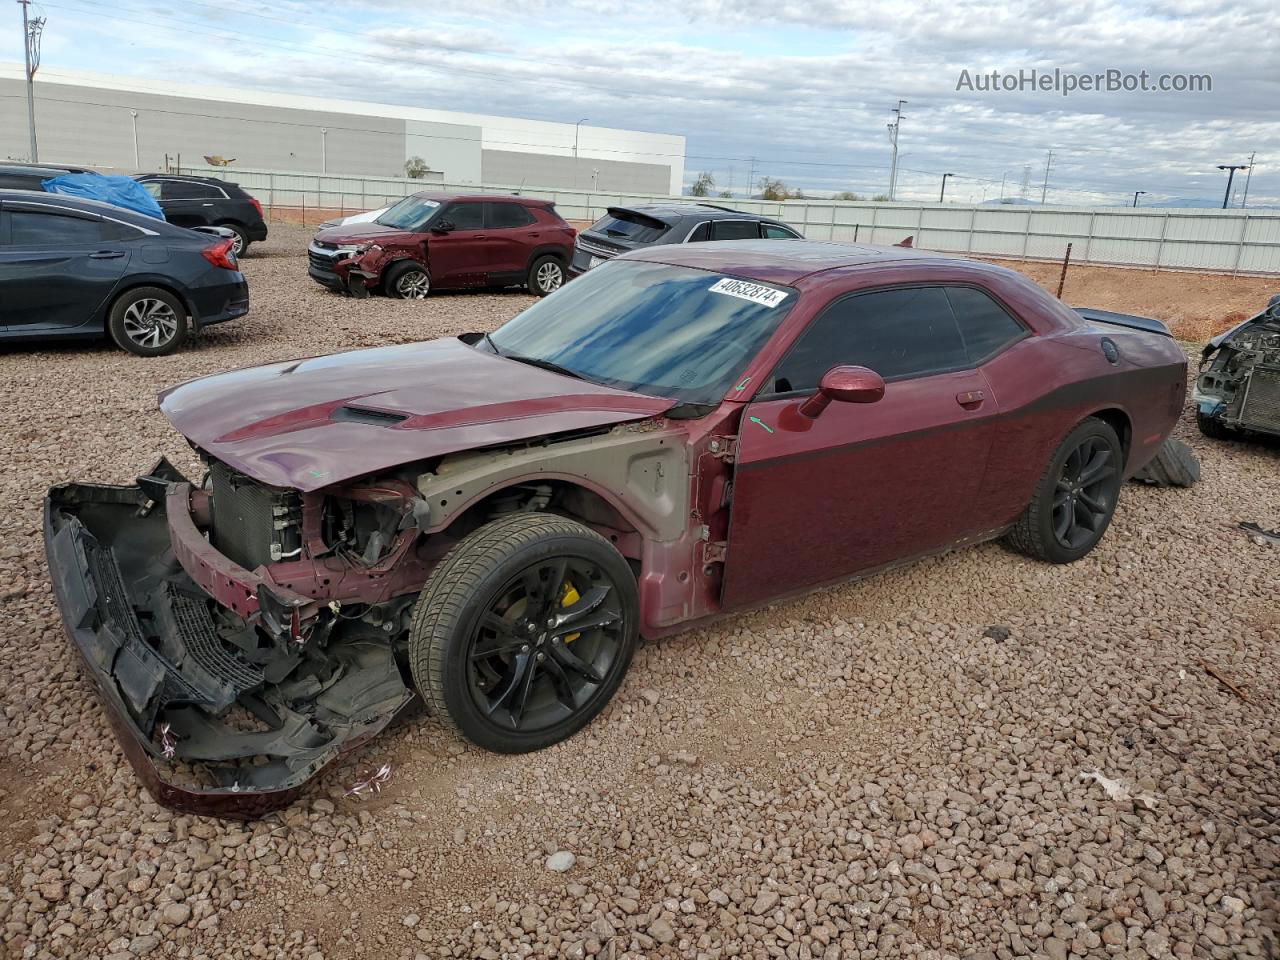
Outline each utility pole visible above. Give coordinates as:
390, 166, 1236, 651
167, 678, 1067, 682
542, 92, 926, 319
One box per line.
1240, 152, 1257, 208
1217, 164, 1247, 208
1132, 190, 1146, 207
746, 156, 756, 198
939, 173, 953, 203
573, 118, 587, 188
1040, 150, 1053, 203
886, 100, 907, 200
18, 0, 45, 163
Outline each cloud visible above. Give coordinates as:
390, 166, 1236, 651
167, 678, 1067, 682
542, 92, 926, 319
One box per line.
25, 0, 1280, 204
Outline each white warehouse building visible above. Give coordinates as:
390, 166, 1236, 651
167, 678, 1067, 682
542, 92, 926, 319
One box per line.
0, 64, 686, 195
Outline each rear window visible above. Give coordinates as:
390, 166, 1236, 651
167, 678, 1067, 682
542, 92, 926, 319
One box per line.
589, 211, 669, 244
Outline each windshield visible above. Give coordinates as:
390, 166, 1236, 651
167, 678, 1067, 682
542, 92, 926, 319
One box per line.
376, 196, 441, 230
487, 260, 796, 405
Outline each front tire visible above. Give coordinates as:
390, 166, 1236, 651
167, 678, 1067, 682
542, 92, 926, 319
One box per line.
1005, 417, 1123, 564
528, 255, 565, 296
1196, 409, 1236, 441
408, 513, 638, 754
386, 261, 431, 299
107, 287, 189, 356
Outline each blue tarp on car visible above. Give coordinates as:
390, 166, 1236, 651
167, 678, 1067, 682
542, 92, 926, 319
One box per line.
41, 173, 165, 220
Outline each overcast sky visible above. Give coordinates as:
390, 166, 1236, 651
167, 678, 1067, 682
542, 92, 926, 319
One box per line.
4, 0, 1278, 204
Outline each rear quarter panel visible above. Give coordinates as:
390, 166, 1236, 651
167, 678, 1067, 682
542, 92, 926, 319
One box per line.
980, 327, 1185, 526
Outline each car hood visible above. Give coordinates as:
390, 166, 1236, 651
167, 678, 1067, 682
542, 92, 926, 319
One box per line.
158, 337, 675, 491
314, 222, 408, 243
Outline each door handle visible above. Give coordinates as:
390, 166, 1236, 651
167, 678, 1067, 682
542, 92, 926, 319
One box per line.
89, 250, 125, 259
956, 389, 985, 407
201, 203, 214, 207
473, 234, 488, 239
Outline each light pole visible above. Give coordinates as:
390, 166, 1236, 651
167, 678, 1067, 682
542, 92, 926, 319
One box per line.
1132, 190, 1146, 207
1217, 164, 1247, 209
1241, 152, 1256, 208
321, 128, 328, 173
573, 118, 587, 188
939, 173, 953, 203
130, 110, 140, 169
19, 0, 44, 163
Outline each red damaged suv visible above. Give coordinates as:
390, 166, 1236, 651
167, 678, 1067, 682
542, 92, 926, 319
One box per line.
308, 192, 576, 299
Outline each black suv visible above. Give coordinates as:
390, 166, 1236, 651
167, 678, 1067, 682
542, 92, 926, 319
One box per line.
135, 174, 268, 255
0, 161, 98, 190
569, 203, 802, 277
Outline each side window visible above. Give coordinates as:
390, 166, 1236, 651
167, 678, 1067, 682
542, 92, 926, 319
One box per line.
161, 181, 221, 200
485, 203, 535, 229
944, 286, 1027, 363
711, 220, 760, 241
769, 287, 966, 394
445, 203, 484, 230
139, 181, 162, 199
686, 222, 711, 243
763, 224, 800, 239
10, 211, 110, 246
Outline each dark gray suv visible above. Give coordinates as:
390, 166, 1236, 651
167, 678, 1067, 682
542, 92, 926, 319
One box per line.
568, 203, 802, 277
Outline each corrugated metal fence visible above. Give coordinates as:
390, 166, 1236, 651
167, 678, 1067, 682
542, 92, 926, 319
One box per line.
183, 165, 1280, 275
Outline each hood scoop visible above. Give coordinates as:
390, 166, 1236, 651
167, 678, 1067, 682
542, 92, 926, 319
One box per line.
332, 406, 409, 426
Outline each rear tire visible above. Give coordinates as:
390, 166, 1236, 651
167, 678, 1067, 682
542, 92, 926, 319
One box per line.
408, 512, 638, 754
107, 287, 189, 356
386, 261, 430, 299
220, 223, 250, 256
528, 255, 565, 296
1005, 417, 1123, 564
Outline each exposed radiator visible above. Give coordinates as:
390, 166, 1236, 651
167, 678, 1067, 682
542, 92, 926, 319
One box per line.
208, 461, 300, 571
1241, 366, 1280, 433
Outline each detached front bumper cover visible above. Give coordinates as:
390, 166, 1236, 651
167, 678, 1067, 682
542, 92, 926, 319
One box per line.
43, 466, 415, 819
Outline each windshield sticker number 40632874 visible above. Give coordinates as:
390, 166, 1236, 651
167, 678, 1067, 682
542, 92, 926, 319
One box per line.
709, 278, 788, 308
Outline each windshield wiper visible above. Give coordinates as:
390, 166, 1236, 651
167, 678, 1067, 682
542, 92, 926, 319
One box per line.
505, 354, 589, 382
482, 332, 502, 357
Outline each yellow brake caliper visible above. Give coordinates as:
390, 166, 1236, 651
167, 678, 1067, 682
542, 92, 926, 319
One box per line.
560, 582, 581, 644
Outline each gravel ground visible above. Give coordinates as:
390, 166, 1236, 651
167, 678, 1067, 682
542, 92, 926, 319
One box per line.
0, 224, 1276, 960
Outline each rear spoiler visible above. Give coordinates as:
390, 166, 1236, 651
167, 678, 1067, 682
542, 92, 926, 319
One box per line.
606, 206, 670, 230
1073, 307, 1172, 338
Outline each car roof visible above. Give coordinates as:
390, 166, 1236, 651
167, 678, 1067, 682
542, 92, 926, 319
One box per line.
622, 238, 971, 285
407, 191, 552, 206
607, 203, 787, 224
0, 162, 92, 177
0, 188, 180, 230
136, 172, 234, 184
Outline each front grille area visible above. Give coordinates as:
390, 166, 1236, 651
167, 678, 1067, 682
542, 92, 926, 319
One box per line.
209, 461, 300, 570
308, 250, 338, 272
1241, 366, 1280, 433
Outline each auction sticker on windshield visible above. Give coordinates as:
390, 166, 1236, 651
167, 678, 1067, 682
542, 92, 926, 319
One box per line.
709, 277, 789, 307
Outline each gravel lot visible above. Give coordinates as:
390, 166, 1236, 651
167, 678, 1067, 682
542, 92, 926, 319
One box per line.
0, 224, 1276, 960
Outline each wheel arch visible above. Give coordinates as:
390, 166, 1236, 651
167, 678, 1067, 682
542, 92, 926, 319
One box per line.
526, 244, 570, 271
1084, 405, 1133, 464
437, 475, 647, 565
105, 278, 198, 325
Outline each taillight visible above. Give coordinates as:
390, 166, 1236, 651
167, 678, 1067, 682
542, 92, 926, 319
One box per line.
249, 195, 263, 218
202, 239, 238, 271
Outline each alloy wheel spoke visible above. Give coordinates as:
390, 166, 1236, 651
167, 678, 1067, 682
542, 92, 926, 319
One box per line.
541, 655, 579, 711
551, 608, 620, 637
1079, 448, 1113, 486
1053, 504, 1072, 541
549, 639, 605, 683
486, 651, 534, 717
470, 638, 527, 662
549, 584, 611, 630
1079, 491, 1106, 513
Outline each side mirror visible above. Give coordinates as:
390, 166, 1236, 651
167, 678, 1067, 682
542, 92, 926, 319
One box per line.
798, 365, 885, 419
432, 219, 455, 233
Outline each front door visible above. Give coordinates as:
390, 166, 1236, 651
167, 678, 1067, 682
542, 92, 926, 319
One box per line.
721, 285, 1001, 608
0, 204, 130, 331
425, 201, 489, 287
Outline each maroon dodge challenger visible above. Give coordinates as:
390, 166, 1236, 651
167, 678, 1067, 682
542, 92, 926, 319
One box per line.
45, 240, 1186, 817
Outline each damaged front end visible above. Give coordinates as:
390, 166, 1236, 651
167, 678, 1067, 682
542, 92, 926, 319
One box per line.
307, 240, 389, 298
43, 459, 426, 818
1195, 295, 1280, 438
